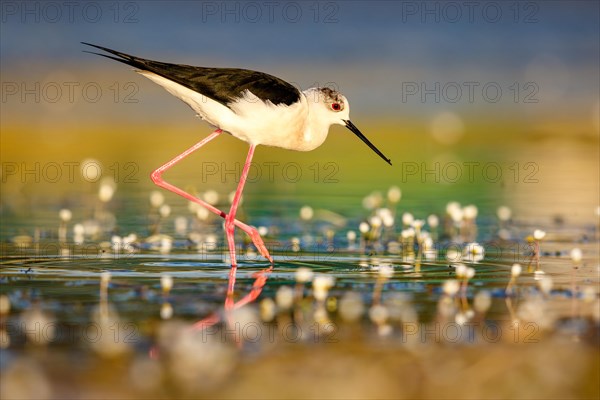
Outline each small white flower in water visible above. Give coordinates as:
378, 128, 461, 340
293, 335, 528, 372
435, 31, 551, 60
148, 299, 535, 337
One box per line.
203, 190, 219, 205
160, 237, 172, 254
275, 286, 294, 310
98, 183, 115, 203
159, 204, 171, 218
160, 303, 173, 320
175, 216, 187, 235
369, 215, 382, 228
59, 209, 72, 222
570, 248, 583, 263
378, 264, 394, 279
446, 249, 462, 262
188, 201, 200, 213
123, 233, 137, 244
474, 290, 492, 313
299, 205, 314, 221
161, 274, 173, 292
196, 207, 209, 221
442, 279, 460, 296
533, 229, 546, 240
313, 275, 335, 301
291, 237, 301, 252
368, 304, 389, 325
362, 191, 382, 210
446, 201, 461, 215
260, 298, 276, 322
465, 267, 475, 280
387, 186, 401, 203
111, 235, 123, 252
347, 230, 357, 241
359, 222, 370, 234
497, 206, 512, 221
339, 292, 365, 322
463, 242, 485, 262
362, 195, 375, 210
378, 324, 393, 337
313, 275, 335, 292
258, 226, 268, 236
150, 191, 165, 208
73, 223, 84, 236
427, 214, 439, 228
377, 207, 392, 219
295, 267, 314, 283
401, 228, 415, 239
402, 212, 414, 226
449, 207, 464, 223
382, 214, 395, 227
455, 312, 469, 325
80, 158, 102, 182
411, 219, 425, 230
538, 275, 553, 295
455, 264, 467, 278
463, 205, 478, 219
511, 263, 522, 277
422, 236, 434, 251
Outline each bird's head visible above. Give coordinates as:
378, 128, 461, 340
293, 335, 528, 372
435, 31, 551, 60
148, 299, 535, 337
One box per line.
306, 87, 391, 165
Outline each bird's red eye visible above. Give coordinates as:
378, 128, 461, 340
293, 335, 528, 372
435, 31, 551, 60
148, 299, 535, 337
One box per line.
331, 103, 341, 111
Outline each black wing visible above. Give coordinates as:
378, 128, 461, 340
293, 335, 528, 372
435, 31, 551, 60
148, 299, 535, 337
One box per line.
82, 42, 301, 107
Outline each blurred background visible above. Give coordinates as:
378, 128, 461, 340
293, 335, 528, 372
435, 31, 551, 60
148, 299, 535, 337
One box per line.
1, 1, 598, 235
1, 2, 599, 399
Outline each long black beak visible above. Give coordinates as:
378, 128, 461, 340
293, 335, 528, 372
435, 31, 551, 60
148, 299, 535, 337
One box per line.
344, 120, 392, 165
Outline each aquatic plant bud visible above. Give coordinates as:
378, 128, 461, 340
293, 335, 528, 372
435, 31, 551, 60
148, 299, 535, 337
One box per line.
378, 264, 394, 279
161, 274, 173, 292
570, 248, 583, 262
402, 212, 414, 226
427, 214, 439, 228
339, 292, 365, 322
59, 209, 72, 222
463, 204, 478, 219
497, 206, 512, 221
150, 191, 165, 208
300, 205, 314, 221
275, 286, 294, 310
538, 275, 553, 295
159, 204, 171, 218
295, 267, 314, 283
387, 186, 401, 203
511, 263, 522, 277
474, 290, 492, 313
442, 280, 460, 296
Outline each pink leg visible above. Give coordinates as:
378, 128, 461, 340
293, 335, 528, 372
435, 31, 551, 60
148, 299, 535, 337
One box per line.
191, 265, 273, 332
225, 145, 256, 268
150, 131, 272, 263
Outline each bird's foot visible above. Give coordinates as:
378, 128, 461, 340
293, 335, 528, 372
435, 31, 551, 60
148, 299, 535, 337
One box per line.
247, 228, 273, 264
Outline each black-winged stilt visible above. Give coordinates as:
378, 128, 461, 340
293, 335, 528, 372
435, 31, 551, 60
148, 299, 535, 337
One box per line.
83, 42, 391, 270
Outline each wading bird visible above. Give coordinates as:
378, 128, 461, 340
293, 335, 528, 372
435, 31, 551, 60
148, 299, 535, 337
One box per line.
83, 42, 391, 269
